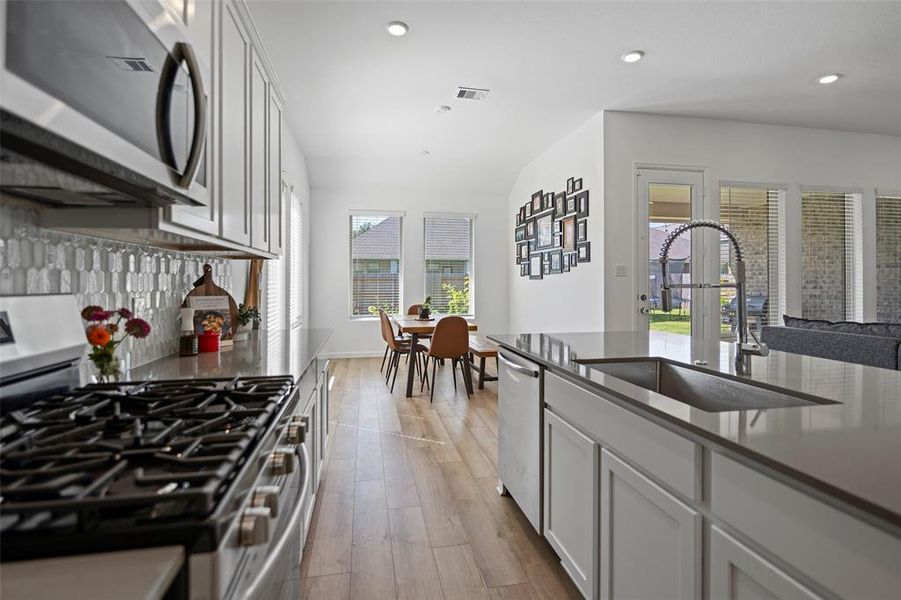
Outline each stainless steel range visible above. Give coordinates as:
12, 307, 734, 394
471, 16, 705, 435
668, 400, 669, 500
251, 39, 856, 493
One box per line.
0, 296, 309, 600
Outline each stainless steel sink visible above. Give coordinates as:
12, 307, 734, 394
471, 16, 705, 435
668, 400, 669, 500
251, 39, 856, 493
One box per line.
574, 358, 838, 412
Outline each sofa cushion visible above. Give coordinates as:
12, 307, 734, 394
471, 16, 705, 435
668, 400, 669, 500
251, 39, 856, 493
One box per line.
782, 315, 901, 338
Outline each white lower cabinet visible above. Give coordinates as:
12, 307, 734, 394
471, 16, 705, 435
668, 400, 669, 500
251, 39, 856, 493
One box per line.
599, 448, 701, 600
710, 525, 822, 600
543, 409, 599, 600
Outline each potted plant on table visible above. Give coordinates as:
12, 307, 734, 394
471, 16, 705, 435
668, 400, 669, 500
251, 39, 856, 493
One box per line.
234, 303, 260, 342
81, 305, 151, 383
419, 297, 432, 320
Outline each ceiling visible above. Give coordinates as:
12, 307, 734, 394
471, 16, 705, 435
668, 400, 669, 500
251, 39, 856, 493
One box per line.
248, 1, 901, 195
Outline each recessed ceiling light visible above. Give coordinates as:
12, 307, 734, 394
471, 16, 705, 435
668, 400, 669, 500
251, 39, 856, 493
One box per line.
818, 73, 841, 85
419, 150, 430, 156
621, 50, 645, 63
385, 21, 408, 37
435, 105, 451, 113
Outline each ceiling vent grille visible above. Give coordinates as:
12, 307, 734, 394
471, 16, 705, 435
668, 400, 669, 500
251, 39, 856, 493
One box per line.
455, 87, 489, 101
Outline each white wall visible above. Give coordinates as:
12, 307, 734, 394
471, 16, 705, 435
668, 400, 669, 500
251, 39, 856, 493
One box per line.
603, 111, 901, 332
309, 187, 508, 357
506, 113, 605, 333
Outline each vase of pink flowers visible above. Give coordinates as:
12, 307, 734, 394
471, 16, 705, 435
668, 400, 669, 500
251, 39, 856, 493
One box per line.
81, 305, 151, 383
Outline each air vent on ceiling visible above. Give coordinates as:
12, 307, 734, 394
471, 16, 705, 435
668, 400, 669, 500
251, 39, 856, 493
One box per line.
107, 56, 155, 72
455, 87, 489, 101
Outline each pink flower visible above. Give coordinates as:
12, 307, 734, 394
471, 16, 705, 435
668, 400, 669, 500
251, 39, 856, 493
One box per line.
116, 307, 133, 319
81, 305, 105, 321
124, 318, 151, 339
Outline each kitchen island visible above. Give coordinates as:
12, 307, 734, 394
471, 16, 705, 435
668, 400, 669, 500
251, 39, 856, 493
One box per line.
490, 330, 901, 600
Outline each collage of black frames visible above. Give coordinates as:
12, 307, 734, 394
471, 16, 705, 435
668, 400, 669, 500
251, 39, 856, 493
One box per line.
514, 176, 591, 279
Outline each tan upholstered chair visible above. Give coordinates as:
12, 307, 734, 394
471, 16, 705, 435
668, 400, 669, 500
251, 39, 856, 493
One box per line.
421, 316, 472, 402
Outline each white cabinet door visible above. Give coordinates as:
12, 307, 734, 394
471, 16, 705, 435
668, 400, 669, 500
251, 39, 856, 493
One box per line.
218, 1, 250, 246
544, 409, 598, 600
268, 92, 284, 255
710, 526, 822, 600
600, 448, 700, 600
168, 0, 218, 233
249, 48, 269, 251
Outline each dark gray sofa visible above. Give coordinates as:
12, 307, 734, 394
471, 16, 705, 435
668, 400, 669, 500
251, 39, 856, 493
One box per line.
761, 316, 901, 370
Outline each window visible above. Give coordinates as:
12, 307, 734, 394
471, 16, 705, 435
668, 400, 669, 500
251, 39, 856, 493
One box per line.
350, 213, 402, 317
801, 190, 863, 322
719, 186, 786, 339
289, 191, 302, 328
876, 194, 901, 323
424, 215, 473, 315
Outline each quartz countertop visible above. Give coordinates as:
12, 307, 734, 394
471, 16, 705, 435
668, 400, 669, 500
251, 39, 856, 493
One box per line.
0, 546, 184, 600
129, 328, 332, 382
488, 331, 901, 532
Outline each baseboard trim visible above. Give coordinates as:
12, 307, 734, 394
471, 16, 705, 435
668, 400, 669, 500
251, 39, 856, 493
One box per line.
322, 350, 384, 359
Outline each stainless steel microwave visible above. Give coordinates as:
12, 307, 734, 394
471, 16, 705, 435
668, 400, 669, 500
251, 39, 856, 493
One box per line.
0, 0, 209, 207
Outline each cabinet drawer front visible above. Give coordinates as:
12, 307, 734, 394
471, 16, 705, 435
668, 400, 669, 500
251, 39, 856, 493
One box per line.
710, 453, 901, 600
545, 371, 700, 502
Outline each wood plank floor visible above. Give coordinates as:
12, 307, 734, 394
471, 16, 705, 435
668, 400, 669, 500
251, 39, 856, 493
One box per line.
301, 357, 581, 600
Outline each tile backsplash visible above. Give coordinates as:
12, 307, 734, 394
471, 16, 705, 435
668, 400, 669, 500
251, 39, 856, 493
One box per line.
0, 202, 235, 368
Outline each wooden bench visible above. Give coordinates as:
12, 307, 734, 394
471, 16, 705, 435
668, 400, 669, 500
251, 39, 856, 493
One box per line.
468, 335, 499, 390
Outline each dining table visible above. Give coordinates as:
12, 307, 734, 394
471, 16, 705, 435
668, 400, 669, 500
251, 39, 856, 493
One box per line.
391, 314, 478, 398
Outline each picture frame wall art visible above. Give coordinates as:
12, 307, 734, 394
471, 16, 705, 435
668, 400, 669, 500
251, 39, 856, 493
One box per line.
514, 177, 591, 279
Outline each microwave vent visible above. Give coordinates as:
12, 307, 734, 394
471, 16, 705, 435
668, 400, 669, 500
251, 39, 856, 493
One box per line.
107, 56, 155, 72
455, 87, 489, 101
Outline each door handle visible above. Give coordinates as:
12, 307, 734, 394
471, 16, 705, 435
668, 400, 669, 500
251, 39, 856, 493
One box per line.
498, 353, 539, 378
176, 41, 207, 188
639, 307, 649, 315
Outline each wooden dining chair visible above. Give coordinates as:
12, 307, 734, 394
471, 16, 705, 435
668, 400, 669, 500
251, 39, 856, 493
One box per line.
421, 316, 471, 402
379, 309, 428, 393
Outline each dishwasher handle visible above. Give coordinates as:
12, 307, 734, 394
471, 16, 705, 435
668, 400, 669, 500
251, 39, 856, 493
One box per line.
498, 353, 539, 378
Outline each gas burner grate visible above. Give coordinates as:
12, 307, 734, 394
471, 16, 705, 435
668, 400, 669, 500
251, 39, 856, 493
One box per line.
0, 375, 294, 537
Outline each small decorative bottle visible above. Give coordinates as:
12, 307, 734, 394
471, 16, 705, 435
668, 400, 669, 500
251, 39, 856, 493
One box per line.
179, 308, 198, 356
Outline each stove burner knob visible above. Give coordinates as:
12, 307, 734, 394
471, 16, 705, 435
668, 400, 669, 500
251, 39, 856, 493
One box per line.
239, 507, 271, 546
250, 485, 280, 518
285, 423, 304, 445
268, 447, 297, 475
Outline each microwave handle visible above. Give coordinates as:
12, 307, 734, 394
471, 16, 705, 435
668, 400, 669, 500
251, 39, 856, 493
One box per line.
176, 41, 207, 188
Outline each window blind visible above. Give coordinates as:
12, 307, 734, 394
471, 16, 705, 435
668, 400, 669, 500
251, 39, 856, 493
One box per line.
424, 216, 473, 315
349, 214, 402, 316
800, 191, 863, 322
719, 186, 786, 337
289, 191, 302, 328
876, 194, 901, 323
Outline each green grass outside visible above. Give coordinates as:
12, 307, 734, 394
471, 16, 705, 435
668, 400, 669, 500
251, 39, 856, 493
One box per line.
648, 309, 731, 336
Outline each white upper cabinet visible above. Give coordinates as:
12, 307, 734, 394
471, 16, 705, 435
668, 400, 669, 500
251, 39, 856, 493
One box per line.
268, 92, 284, 255
168, 0, 219, 233
218, 1, 251, 247
249, 49, 269, 252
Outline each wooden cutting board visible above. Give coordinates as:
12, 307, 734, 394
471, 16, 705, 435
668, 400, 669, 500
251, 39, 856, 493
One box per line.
182, 264, 239, 341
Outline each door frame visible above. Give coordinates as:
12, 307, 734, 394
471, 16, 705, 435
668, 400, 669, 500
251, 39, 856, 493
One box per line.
634, 164, 710, 337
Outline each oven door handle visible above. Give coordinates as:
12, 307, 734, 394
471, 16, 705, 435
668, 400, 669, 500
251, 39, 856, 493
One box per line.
176, 41, 207, 188
243, 444, 309, 598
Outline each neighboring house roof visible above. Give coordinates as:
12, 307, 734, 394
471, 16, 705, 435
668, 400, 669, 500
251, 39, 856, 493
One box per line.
351, 216, 471, 261
425, 218, 471, 261
352, 217, 401, 260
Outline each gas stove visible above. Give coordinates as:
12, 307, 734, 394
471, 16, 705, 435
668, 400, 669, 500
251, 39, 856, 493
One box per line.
1, 376, 295, 557
0, 296, 310, 600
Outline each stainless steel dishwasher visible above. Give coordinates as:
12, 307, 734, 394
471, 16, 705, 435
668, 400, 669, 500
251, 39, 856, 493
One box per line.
497, 350, 543, 533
